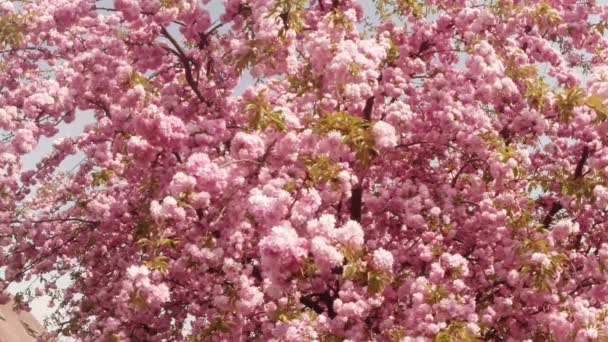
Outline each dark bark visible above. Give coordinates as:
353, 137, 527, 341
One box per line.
350, 187, 362, 222
543, 202, 563, 228
543, 146, 590, 228
300, 289, 339, 318
574, 146, 590, 179
349, 96, 375, 223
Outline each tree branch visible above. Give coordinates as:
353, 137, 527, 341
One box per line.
451, 157, 485, 188
543, 146, 590, 228
574, 146, 590, 179
9, 217, 99, 225
542, 201, 563, 228
349, 96, 375, 223
362, 96, 374, 121
350, 187, 363, 222
160, 27, 208, 106
299, 288, 338, 318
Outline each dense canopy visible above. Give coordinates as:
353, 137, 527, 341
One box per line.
2, 0, 608, 340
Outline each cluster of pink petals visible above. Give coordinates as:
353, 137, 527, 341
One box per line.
3, 0, 608, 340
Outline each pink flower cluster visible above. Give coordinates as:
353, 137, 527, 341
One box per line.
3, 0, 608, 340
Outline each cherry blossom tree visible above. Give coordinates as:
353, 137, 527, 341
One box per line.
2, 0, 608, 340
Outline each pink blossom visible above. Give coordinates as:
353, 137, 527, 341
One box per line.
13, 128, 37, 154
310, 236, 343, 271
594, 185, 608, 208
248, 184, 292, 224
168, 172, 196, 195
5, 1, 608, 340
551, 219, 579, 241
230, 132, 266, 160
238, 276, 264, 314
259, 224, 307, 282
530, 253, 551, 268
371, 248, 394, 273
333, 220, 365, 249
150, 196, 186, 222
372, 121, 398, 148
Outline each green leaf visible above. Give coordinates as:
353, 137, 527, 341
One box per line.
534, 1, 561, 27
282, 180, 298, 193
272, 305, 300, 322
367, 271, 388, 294
556, 86, 586, 122
375, 0, 425, 19
329, 8, 355, 29
298, 257, 318, 279
158, 237, 180, 248
341, 246, 363, 264
524, 77, 549, 110
160, 0, 182, 8
177, 191, 193, 207
245, 91, 287, 132
134, 220, 154, 241
287, 63, 321, 94
387, 327, 407, 342
586, 93, 608, 121
129, 290, 147, 310
314, 111, 376, 165
0, 14, 26, 47
342, 263, 361, 280
235, 39, 277, 74
126, 71, 157, 97
426, 285, 448, 304
269, 0, 307, 38
144, 255, 170, 273
341, 247, 368, 284
91, 169, 114, 187
434, 321, 478, 342
386, 35, 400, 64
304, 154, 341, 187
194, 317, 235, 340
505, 64, 538, 81
136, 238, 151, 248
324, 335, 346, 342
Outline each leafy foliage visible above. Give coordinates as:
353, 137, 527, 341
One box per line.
375, 0, 426, 19
304, 154, 341, 187
189, 317, 234, 341
533, 1, 561, 28
434, 321, 478, 342
341, 247, 391, 294
235, 39, 278, 74
245, 91, 287, 131
143, 255, 170, 273
270, 0, 307, 38
91, 169, 114, 187
556, 86, 586, 122
0, 14, 26, 47
314, 111, 376, 165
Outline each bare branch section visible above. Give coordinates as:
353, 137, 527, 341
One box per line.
451, 158, 487, 188
542, 202, 564, 228
9, 218, 99, 225
574, 145, 590, 179
300, 288, 339, 319
160, 27, 209, 106
543, 146, 590, 228
350, 187, 363, 222
350, 96, 375, 223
